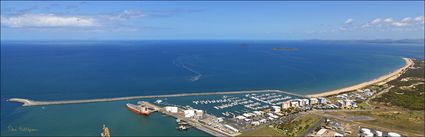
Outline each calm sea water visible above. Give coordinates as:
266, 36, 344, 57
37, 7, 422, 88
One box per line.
1, 40, 424, 136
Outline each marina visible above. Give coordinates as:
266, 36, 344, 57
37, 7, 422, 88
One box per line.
131, 91, 312, 135
2, 38, 422, 136
7, 90, 306, 107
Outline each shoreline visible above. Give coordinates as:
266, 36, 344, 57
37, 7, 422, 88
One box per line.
307, 57, 414, 98
7, 58, 413, 106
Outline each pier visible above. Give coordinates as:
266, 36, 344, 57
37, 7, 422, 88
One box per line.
8, 90, 307, 107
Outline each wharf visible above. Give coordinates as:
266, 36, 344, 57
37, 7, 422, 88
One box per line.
143, 102, 235, 137
8, 90, 306, 107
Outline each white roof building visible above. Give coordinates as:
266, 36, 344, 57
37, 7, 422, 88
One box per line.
317, 128, 327, 136
334, 132, 343, 137
271, 106, 281, 112
217, 117, 224, 122
388, 132, 401, 137
195, 109, 204, 116
224, 124, 239, 133
267, 113, 279, 119
301, 99, 310, 106
253, 111, 264, 115
282, 101, 291, 109
184, 110, 195, 118
236, 115, 246, 120
165, 106, 178, 113
251, 121, 260, 126
310, 98, 318, 104
291, 101, 299, 107
375, 131, 383, 137
243, 113, 254, 118
360, 128, 371, 133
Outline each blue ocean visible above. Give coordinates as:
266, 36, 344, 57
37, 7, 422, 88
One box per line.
1, 40, 424, 136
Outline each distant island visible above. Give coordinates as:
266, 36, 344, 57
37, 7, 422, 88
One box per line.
272, 47, 297, 51
308, 39, 425, 44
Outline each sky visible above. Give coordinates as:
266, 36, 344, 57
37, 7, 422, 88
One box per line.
1, 1, 424, 40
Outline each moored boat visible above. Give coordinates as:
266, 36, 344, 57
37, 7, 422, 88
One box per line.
126, 103, 150, 115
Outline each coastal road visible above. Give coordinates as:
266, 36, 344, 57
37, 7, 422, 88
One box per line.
365, 86, 394, 106
300, 117, 325, 137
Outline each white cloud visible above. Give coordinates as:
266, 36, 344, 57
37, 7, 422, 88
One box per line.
414, 16, 424, 21
361, 16, 425, 28
401, 17, 412, 22
383, 18, 394, 23
391, 22, 409, 27
360, 23, 371, 28
1, 14, 98, 28
414, 16, 424, 24
107, 10, 146, 21
344, 18, 353, 24
370, 18, 382, 25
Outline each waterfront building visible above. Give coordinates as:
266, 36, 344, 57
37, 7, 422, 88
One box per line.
236, 115, 246, 120
184, 110, 195, 118
224, 124, 239, 133
282, 101, 291, 109
337, 100, 345, 108
243, 113, 254, 118
301, 99, 310, 106
291, 101, 299, 107
310, 98, 319, 105
351, 102, 358, 108
267, 113, 278, 119
216, 117, 224, 123
344, 100, 352, 108
293, 99, 304, 107
388, 132, 401, 137
271, 106, 281, 113
165, 106, 178, 113
318, 97, 328, 104
195, 110, 204, 117
253, 111, 264, 115
362, 89, 373, 96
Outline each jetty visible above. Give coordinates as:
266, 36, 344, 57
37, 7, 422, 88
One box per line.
8, 90, 306, 107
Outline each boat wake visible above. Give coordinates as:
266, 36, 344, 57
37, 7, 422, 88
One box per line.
173, 57, 202, 82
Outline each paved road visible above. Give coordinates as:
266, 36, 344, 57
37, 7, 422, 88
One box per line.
365, 85, 394, 106
300, 117, 325, 137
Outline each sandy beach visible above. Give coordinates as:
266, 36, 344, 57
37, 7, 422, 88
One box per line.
307, 57, 414, 98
